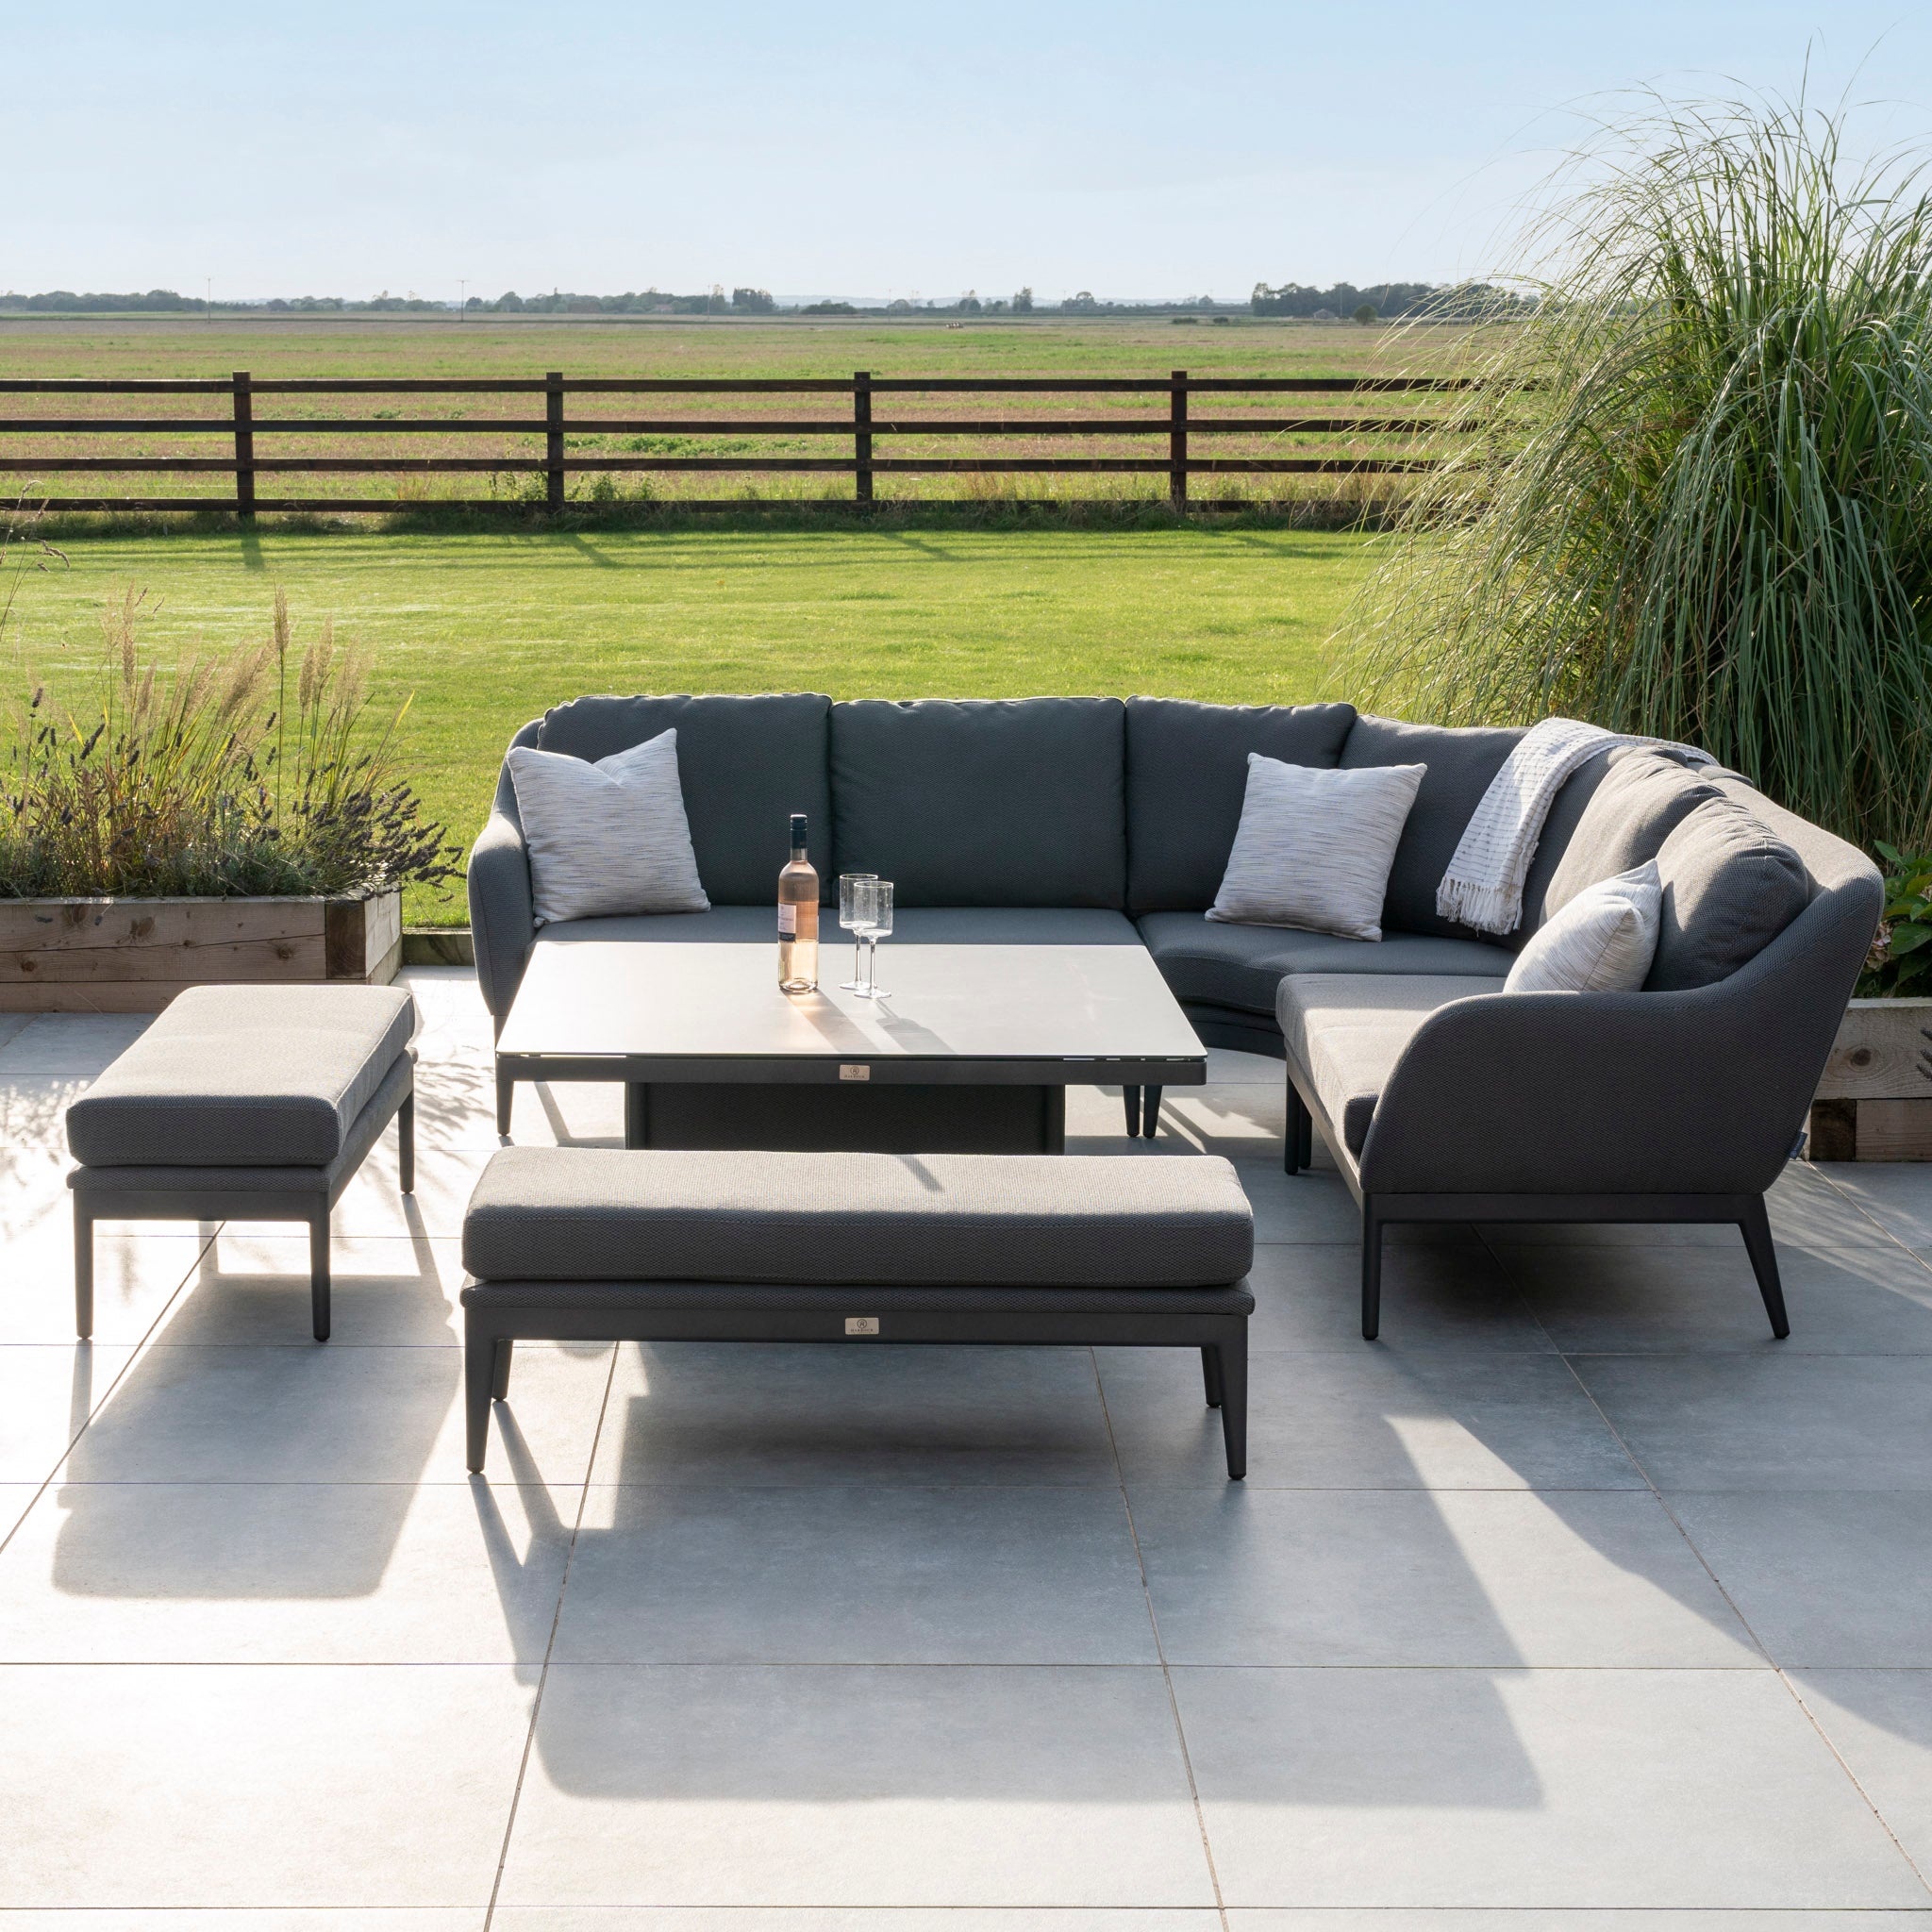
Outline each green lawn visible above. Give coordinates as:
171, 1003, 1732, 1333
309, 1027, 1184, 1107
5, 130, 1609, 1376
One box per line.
12, 526, 1382, 923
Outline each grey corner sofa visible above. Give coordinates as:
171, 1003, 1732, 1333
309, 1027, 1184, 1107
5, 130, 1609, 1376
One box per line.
468, 693, 1881, 1338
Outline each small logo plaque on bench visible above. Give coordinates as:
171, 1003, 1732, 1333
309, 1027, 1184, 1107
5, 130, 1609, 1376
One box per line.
844, 1316, 881, 1336
839, 1064, 871, 1081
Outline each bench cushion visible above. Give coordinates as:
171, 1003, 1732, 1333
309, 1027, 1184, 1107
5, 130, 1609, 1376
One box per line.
462, 1147, 1254, 1287
66, 985, 415, 1169
1277, 972, 1506, 1156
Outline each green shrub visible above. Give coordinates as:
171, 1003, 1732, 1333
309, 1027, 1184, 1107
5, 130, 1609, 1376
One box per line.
1355, 94, 1932, 855
1858, 842, 1932, 997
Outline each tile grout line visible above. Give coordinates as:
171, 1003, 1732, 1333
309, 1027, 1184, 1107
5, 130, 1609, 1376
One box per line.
1481, 1224, 1932, 1902
482, 1340, 620, 1928
1089, 1345, 1229, 1928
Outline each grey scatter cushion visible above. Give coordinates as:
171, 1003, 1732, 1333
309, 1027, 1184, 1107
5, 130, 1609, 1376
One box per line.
508, 728, 709, 924
1647, 797, 1811, 991
1208, 755, 1425, 942
1505, 861, 1661, 994
1539, 747, 1721, 924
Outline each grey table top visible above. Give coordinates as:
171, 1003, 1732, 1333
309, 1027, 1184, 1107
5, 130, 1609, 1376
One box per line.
497, 940, 1207, 1077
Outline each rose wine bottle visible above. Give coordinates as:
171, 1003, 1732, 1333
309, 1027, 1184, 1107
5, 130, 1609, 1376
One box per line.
777, 812, 820, 992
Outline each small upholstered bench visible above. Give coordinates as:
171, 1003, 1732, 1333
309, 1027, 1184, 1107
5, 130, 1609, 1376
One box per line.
459, 1145, 1256, 1477
65, 984, 417, 1342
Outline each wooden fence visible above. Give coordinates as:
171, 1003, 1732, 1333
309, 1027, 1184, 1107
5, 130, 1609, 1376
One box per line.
0, 370, 1474, 515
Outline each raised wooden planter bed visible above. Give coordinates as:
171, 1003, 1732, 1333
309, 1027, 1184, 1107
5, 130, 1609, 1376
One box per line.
1808, 996, 1932, 1161
0, 891, 402, 1012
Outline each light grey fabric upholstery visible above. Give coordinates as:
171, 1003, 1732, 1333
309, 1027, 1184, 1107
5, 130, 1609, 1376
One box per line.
1648, 795, 1811, 991
66, 986, 415, 1169
1505, 861, 1662, 994
1140, 911, 1514, 1017
535, 905, 1145, 948
830, 698, 1127, 908
1540, 747, 1723, 924
1340, 715, 1524, 939
1277, 974, 1507, 1155
1516, 745, 1616, 935
462, 1147, 1255, 1287
1208, 756, 1424, 941
1124, 696, 1357, 912
535, 693, 833, 903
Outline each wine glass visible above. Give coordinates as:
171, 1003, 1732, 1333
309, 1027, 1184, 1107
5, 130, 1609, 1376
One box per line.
852, 878, 893, 999
837, 873, 877, 991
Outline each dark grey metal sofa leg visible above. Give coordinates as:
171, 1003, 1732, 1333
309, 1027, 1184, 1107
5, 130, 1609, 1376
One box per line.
465, 1323, 496, 1474
1141, 1086, 1162, 1138
1200, 1343, 1224, 1408
1361, 1197, 1384, 1341
1217, 1338, 1247, 1479
1739, 1196, 1790, 1340
1123, 1086, 1142, 1137
398, 1092, 416, 1194
1286, 1081, 1310, 1174
74, 1196, 94, 1341
308, 1205, 331, 1343
492, 1336, 515, 1400
495, 1066, 514, 1138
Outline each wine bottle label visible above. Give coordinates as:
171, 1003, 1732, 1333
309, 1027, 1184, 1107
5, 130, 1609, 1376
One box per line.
778, 905, 797, 938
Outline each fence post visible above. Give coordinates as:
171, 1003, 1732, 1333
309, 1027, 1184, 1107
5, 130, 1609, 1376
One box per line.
1169, 368, 1188, 512
232, 370, 256, 521
854, 370, 873, 507
545, 371, 565, 513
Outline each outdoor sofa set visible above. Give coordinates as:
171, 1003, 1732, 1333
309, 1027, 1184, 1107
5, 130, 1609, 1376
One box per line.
60, 691, 1880, 1482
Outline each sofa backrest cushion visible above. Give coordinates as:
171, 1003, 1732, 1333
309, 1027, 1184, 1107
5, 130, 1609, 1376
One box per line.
1536, 747, 1724, 928
831, 698, 1126, 908
1646, 794, 1812, 991
533, 693, 832, 904
1340, 715, 1524, 939
1124, 697, 1357, 912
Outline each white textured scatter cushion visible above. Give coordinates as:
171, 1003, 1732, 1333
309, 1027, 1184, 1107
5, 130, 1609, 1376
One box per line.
507, 728, 709, 924
1505, 860, 1662, 994
1207, 754, 1425, 942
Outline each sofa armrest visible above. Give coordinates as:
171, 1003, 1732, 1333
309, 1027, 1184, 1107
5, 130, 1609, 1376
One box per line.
469, 810, 535, 1022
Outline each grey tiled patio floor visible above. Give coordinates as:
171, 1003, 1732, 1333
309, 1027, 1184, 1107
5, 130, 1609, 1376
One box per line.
2, 967, 1931, 1922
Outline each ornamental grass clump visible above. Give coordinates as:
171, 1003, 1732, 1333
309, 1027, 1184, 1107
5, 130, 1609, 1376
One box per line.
1355, 94, 1932, 855
2, 581, 458, 901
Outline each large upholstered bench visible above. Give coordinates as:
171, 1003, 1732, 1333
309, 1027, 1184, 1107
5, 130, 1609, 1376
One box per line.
65, 985, 417, 1341
459, 1145, 1256, 1477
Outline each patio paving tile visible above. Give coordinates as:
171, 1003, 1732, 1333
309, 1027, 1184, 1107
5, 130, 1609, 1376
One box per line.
0, 1916, 484, 1929
1222, 1915, 1932, 1929
497, 1662, 1216, 1907
1813, 1164, 1932, 1248
551, 1484, 1156, 1665
0, 1219, 208, 1345
590, 1341, 1120, 1488
491, 1914, 1219, 1929
0, 1012, 151, 1078
1665, 1491, 1932, 1667
1569, 1355, 1932, 1492
0, 1478, 574, 1664
1790, 1671, 1932, 1881
1101, 1347, 1643, 1491
1174, 1665, 1928, 1907
0, 1343, 139, 1484
1129, 1487, 1759, 1667
0, 1661, 528, 1907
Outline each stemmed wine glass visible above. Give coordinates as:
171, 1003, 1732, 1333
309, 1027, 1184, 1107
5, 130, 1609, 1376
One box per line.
838, 873, 877, 991
851, 878, 893, 999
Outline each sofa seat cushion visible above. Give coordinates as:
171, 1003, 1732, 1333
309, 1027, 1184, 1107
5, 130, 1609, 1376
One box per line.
1276, 972, 1507, 1155
831, 698, 1126, 908
1140, 911, 1515, 1017
536, 907, 1145, 948
66, 985, 415, 1169
462, 1146, 1256, 1287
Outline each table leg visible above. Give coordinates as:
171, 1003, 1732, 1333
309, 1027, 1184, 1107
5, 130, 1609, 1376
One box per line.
1042, 1086, 1066, 1155
625, 1083, 649, 1150
1141, 1085, 1164, 1139
1123, 1085, 1142, 1137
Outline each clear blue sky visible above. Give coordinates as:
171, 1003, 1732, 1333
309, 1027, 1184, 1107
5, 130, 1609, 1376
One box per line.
9, 2, 1929, 302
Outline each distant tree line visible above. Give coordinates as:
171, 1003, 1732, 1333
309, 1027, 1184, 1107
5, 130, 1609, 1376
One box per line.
1250, 280, 1534, 321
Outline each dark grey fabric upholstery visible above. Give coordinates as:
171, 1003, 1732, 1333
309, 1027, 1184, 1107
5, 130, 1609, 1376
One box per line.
1140, 911, 1513, 1016
469, 719, 542, 1017
535, 693, 832, 904
1647, 794, 1812, 991
66, 987, 415, 1169
1340, 715, 1524, 939
537, 905, 1145, 948
1277, 973, 1507, 1155
1517, 746, 1614, 935
462, 1146, 1254, 1287
464, 1277, 1256, 1315
830, 698, 1127, 908
1124, 697, 1357, 913
1539, 748, 1724, 925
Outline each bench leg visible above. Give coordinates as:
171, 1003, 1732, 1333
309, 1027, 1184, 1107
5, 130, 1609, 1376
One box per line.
491, 1336, 515, 1400
465, 1322, 497, 1474
1200, 1343, 1224, 1408
1123, 1086, 1142, 1138
308, 1204, 331, 1343
495, 1064, 514, 1138
74, 1195, 94, 1341
625, 1083, 648, 1150
1286, 1081, 1311, 1174
1141, 1086, 1162, 1139
1740, 1196, 1790, 1340
1215, 1338, 1247, 1479
398, 1091, 416, 1195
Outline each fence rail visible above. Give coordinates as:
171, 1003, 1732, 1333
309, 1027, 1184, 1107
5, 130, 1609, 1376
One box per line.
0, 370, 1474, 515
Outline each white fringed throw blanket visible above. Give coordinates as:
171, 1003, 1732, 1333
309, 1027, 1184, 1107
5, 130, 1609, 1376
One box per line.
1436, 717, 1716, 936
